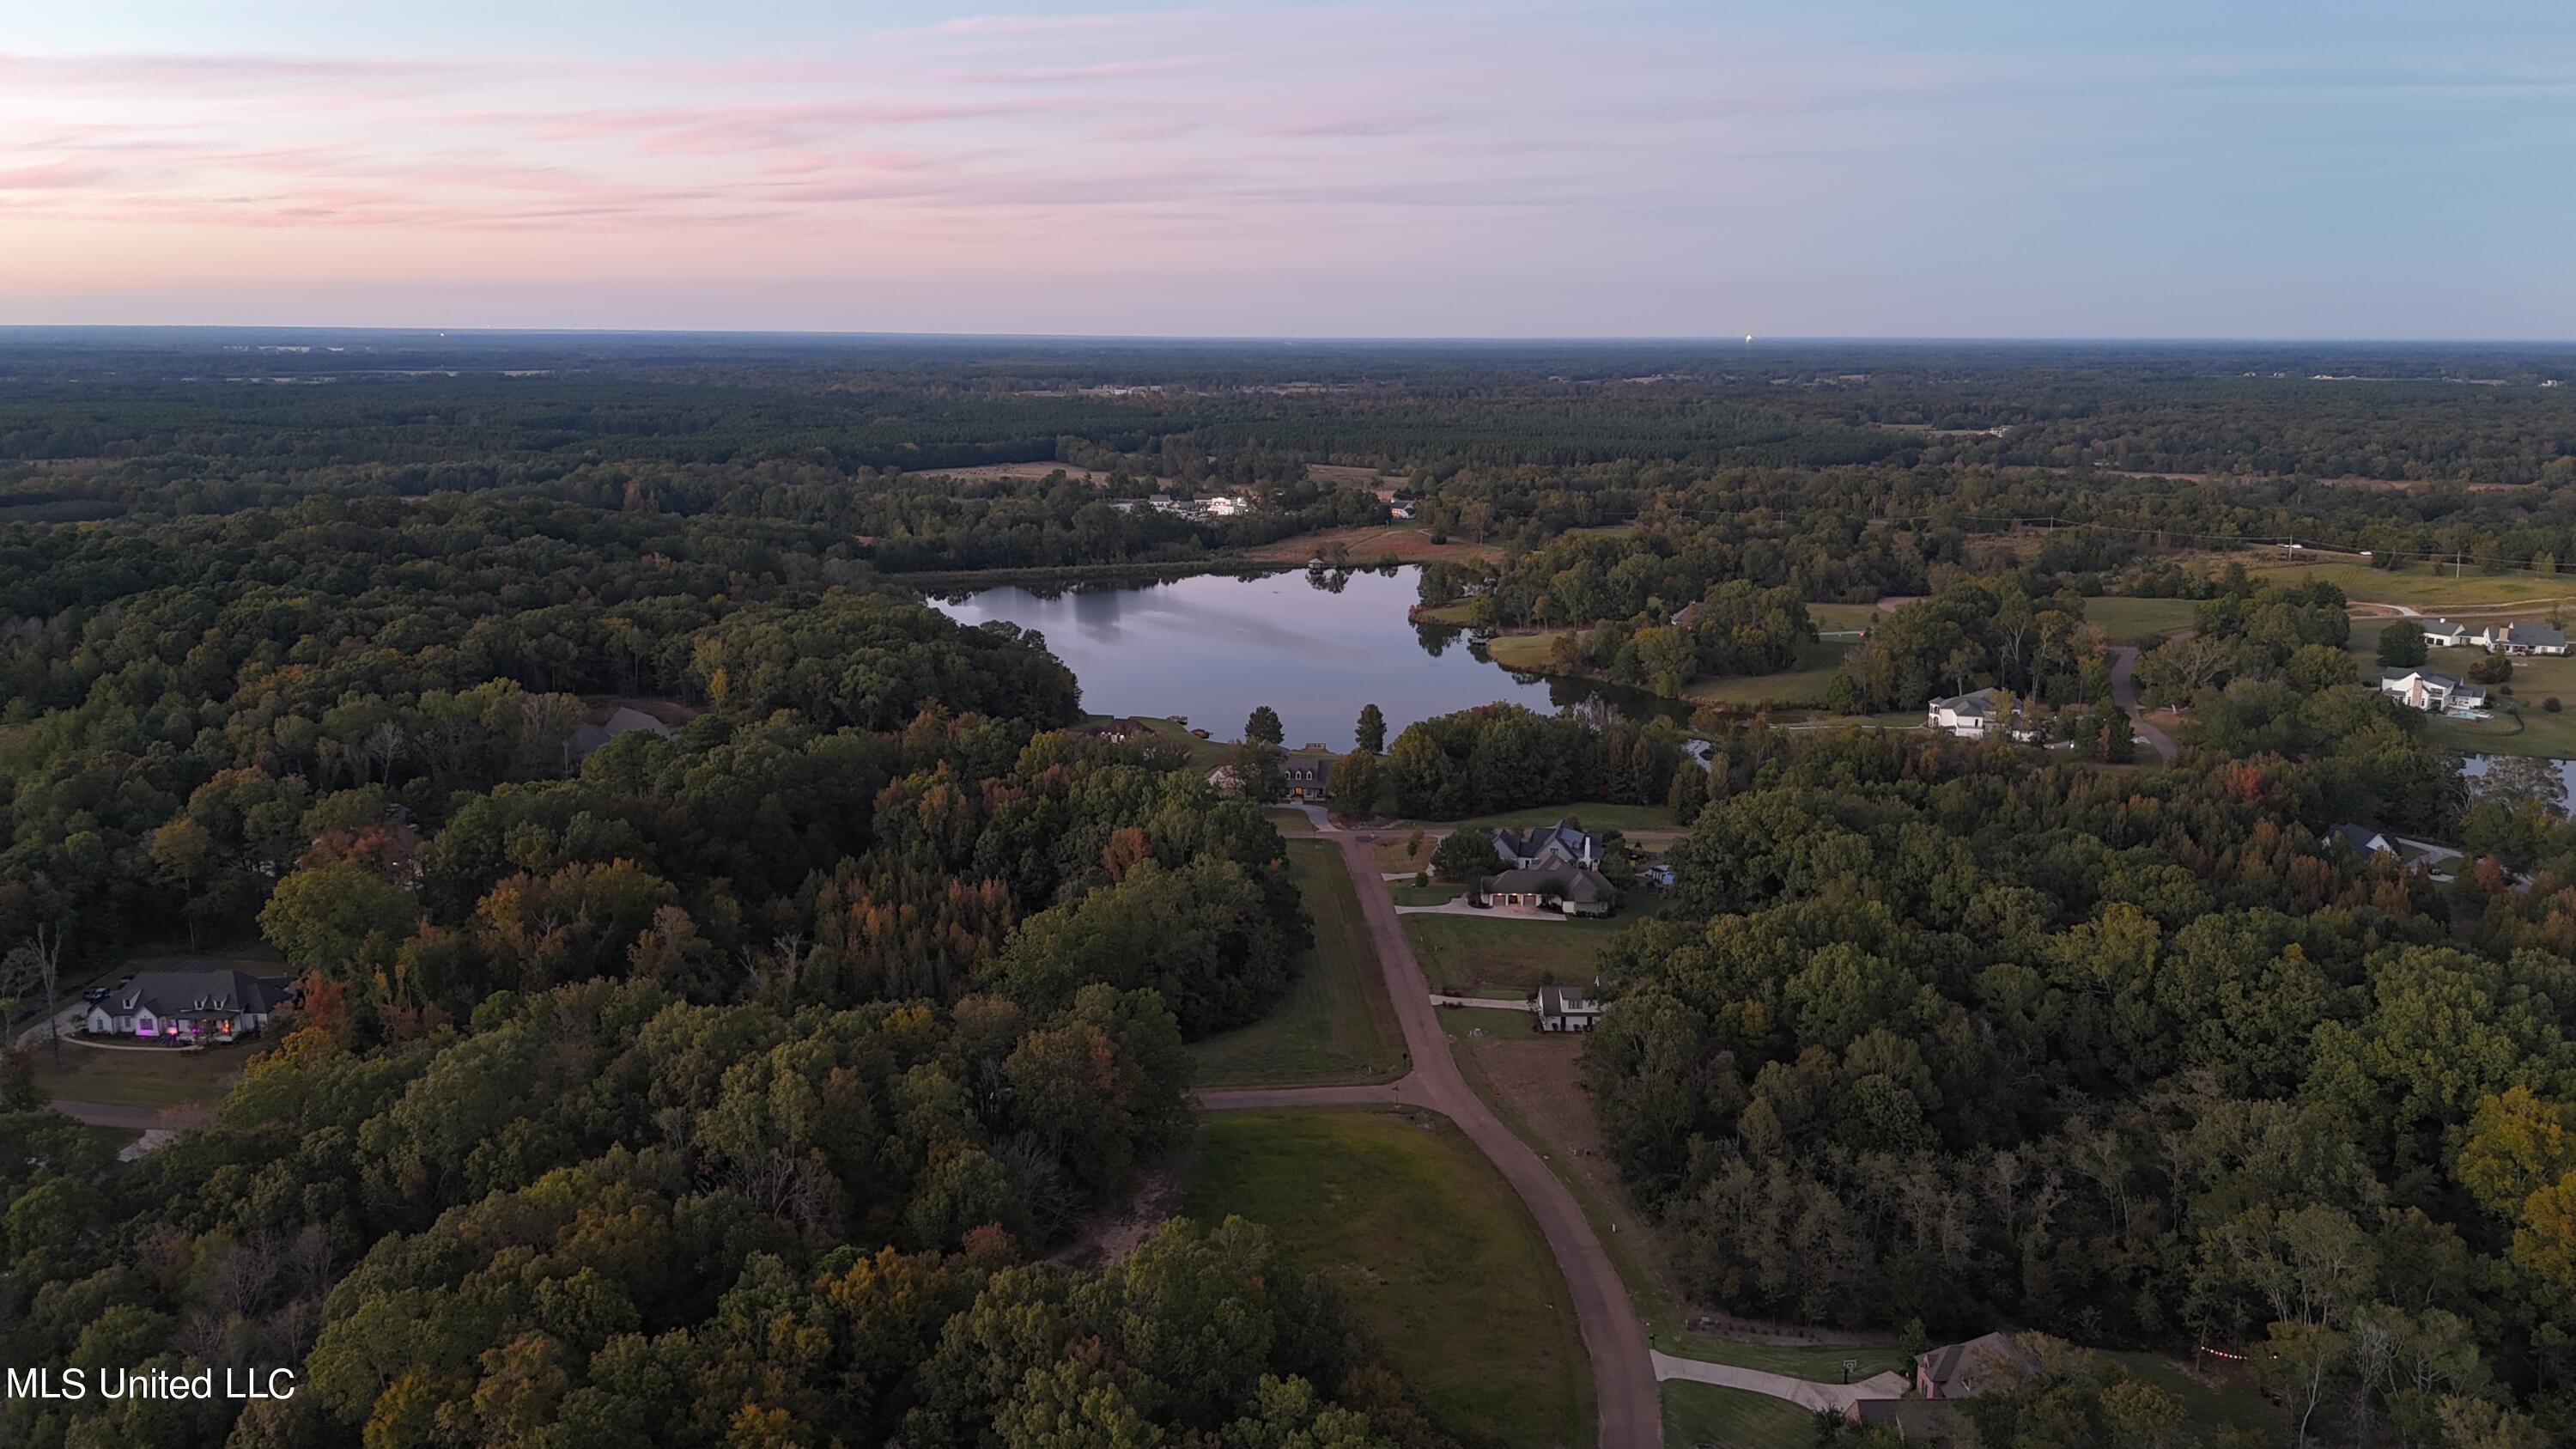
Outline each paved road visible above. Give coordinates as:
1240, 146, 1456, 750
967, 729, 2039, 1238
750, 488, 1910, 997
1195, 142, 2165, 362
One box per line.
2105, 645, 2179, 763
1200, 829, 1662, 1449
46, 1099, 210, 1130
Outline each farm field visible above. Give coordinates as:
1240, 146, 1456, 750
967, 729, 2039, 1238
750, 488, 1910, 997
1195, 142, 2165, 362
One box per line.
1186, 1110, 1594, 1449
2243, 557, 2576, 611
1189, 841, 1406, 1088
1404, 910, 1637, 995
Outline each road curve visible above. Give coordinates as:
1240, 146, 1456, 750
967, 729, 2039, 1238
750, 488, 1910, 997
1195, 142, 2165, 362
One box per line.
1199, 835, 1660, 1449
2105, 645, 2179, 763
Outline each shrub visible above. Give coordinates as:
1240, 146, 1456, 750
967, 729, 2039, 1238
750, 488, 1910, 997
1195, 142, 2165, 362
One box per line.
2548, 697, 2563, 713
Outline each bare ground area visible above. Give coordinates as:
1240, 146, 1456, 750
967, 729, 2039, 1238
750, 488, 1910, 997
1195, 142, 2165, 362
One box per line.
1050, 1151, 1195, 1271
1242, 524, 1501, 564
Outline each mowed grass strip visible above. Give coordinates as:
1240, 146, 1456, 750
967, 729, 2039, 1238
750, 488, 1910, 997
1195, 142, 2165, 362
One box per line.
1430, 801, 1676, 832
1404, 911, 1632, 995
33, 1040, 271, 1112
1659, 1381, 1826, 1449
2081, 595, 2202, 645
2243, 557, 2576, 611
1189, 841, 1406, 1088
1187, 1110, 1595, 1449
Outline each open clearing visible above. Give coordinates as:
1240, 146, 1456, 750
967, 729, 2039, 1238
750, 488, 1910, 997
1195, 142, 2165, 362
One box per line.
2241, 557, 2576, 612
1479, 634, 1854, 711
1305, 462, 1405, 489
910, 460, 1169, 484
1242, 523, 1500, 564
1427, 801, 1676, 832
2083, 595, 2201, 644
1189, 841, 1407, 1088
1805, 601, 1882, 631
1186, 1109, 1595, 1449
1405, 910, 1635, 995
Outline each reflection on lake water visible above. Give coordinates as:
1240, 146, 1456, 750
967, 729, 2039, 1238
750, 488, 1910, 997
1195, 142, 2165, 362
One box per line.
927, 565, 1681, 748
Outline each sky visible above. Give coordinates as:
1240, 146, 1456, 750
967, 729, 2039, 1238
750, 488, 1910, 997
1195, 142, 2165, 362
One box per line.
4, 2, 2574, 338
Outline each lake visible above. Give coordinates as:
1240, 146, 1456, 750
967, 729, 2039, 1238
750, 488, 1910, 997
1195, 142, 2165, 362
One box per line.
926, 565, 1680, 748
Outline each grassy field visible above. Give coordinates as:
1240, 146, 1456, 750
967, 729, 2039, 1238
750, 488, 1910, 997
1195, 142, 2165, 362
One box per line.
1368, 829, 1441, 874
1428, 801, 1676, 831
32, 1038, 271, 1111
1088, 714, 1236, 768
1806, 601, 1882, 632
1189, 841, 1406, 1088
1437, 1004, 1534, 1033
1265, 806, 1316, 835
1683, 639, 1854, 709
1404, 911, 1635, 995
2243, 557, 2576, 611
1187, 1110, 1595, 1449
1660, 1382, 1827, 1449
2082, 595, 2202, 644
1392, 881, 1463, 905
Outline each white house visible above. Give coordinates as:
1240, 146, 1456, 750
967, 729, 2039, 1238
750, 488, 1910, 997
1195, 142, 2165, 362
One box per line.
2421, 619, 2471, 648
1928, 687, 2018, 739
2480, 621, 2570, 655
2380, 668, 2488, 712
87, 966, 292, 1044
1536, 983, 1603, 1032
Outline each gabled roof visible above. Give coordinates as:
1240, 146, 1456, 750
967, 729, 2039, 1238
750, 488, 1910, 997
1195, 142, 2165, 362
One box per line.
1537, 983, 1601, 1016
1494, 817, 1603, 861
2495, 621, 2567, 648
2383, 668, 2467, 689
1917, 1331, 2038, 1397
2422, 618, 2470, 636
2330, 823, 2397, 856
105, 966, 291, 1020
1929, 687, 2004, 715
1480, 864, 1616, 904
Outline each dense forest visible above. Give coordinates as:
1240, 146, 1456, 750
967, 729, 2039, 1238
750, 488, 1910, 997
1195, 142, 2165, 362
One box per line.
9, 333, 2576, 1447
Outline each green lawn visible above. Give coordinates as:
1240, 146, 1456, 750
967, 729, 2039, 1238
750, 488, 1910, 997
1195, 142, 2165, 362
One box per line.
1437, 1005, 1534, 1034
1660, 1382, 1826, 1449
2082, 595, 2202, 645
1189, 841, 1406, 1088
1187, 1110, 1595, 1449
1481, 630, 1571, 673
1656, 1334, 1906, 1382
1684, 640, 1854, 709
1088, 714, 1237, 768
1265, 807, 1317, 835
33, 1038, 271, 1112
1404, 910, 1635, 995
1392, 882, 1463, 905
2346, 642, 2576, 757
1430, 801, 1677, 831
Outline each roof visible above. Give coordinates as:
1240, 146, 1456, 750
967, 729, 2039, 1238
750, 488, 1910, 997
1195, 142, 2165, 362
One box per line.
1671, 601, 1705, 629
2497, 621, 2567, 647
1280, 752, 1330, 779
568, 705, 677, 759
1929, 687, 2004, 716
104, 966, 291, 1021
1537, 983, 1601, 1017
1855, 1398, 1959, 1435
1481, 864, 1616, 904
1494, 818, 1604, 861
2330, 823, 2397, 855
1917, 1332, 2038, 1397
2383, 668, 2467, 689
2422, 618, 2469, 635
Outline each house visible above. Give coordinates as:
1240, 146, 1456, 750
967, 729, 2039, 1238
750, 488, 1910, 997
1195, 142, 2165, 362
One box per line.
1280, 752, 1332, 800
2380, 668, 2488, 712
2481, 621, 2570, 655
86, 965, 293, 1044
2421, 619, 2471, 648
566, 705, 678, 764
1080, 717, 1157, 744
1388, 501, 1415, 520
1492, 818, 1606, 870
2329, 823, 2400, 859
1844, 1399, 1959, 1443
1536, 983, 1604, 1032
1927, 687, 2013, 739
1916, 1332, 2038, 1400
1671, 600, 1706, 630
1475, 863, 1617, 916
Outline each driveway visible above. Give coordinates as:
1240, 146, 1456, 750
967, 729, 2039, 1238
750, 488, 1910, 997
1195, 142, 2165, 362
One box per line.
13, 996, 90, 1050
1200, 835, 1662, 1449
2105, 645, 2179, 763
1651, 1351, 1908, 1413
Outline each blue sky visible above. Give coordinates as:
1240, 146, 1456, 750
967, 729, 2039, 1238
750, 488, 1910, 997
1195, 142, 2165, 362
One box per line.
3, 2, 2572, 337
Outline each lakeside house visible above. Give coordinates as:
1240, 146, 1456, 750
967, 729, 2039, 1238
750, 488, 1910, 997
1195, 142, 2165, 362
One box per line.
1535, 984, 1603, 1032
87, 965, 293, 1044
1078, 717, 1157, 743
2380, 668, 2487, 712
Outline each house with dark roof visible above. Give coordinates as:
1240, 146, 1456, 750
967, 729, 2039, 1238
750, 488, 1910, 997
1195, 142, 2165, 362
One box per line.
565, 705, 678, 764
2330, 823, 2399, 859
1279, 752, 1333, 801
1492, 818, 1605, 870
2480, 620, 2570, 655
1535, 983, 1603, 1032
1845, 1399, 1959, 1443
1927, 687, 2017, 739
86, 965, 293, 1043
1916, 1331, 2038, 1400
1475, 863, 1617, 916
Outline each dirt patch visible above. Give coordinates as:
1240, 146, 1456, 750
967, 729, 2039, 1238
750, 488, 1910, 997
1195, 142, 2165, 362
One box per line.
1242, 525, 1499, 565
1052, 1148, 1196, 1271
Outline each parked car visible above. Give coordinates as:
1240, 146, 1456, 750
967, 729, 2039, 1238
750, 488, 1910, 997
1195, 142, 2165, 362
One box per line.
82, 985, 110, 1003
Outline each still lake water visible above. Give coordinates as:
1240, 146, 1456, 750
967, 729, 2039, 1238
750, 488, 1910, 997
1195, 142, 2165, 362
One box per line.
927, 565, 1679, 749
